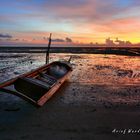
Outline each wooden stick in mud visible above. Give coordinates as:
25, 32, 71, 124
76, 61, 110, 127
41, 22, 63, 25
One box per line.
68, 56, 72, 63
46, 33, 52, 64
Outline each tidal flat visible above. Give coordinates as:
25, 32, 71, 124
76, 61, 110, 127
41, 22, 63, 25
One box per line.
0, 53, 140, 140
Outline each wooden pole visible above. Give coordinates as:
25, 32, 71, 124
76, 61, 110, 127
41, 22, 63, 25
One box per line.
68, 56, 72, 63
46, 33, 52, 64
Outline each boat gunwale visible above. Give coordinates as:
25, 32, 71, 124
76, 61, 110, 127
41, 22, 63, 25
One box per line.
37, 69, 72, 106
0, 61, 72, 88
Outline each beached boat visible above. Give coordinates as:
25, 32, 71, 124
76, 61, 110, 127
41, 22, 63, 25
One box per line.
0, 61, 72, 107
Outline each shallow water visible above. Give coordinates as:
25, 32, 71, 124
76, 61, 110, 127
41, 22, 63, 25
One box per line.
0, 53, 140, 84
0, 53, 140, 107
70, 54, 140, 85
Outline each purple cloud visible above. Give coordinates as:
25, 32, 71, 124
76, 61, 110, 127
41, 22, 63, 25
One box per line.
0, 33, 12, 38
52, 38, 65, 42
46, 37, 73, 43
65, 37, 72, 43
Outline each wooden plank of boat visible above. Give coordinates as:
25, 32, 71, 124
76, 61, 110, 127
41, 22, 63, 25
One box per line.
0, 61, 72, 107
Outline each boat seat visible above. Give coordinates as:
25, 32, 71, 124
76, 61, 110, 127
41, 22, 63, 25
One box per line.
39, 73, 57, 85
13, 77, 51, 101
15, 77, 51, 90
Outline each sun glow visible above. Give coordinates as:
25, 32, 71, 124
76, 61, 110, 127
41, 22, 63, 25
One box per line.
0, 0, 140, 45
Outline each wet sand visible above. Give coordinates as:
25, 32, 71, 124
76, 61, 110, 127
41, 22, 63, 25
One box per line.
0, 54, 140, 140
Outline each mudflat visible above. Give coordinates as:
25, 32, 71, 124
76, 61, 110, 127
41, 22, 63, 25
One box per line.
0, 54, 140, 140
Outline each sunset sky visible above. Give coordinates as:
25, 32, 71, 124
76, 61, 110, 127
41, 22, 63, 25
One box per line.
0, 0, 140, 45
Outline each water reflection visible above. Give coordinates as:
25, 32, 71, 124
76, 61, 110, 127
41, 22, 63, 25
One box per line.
0, 53, 139, 84
0, 53, 140, 106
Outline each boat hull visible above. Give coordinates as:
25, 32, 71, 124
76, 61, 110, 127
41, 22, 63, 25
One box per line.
0, 61, 72, 107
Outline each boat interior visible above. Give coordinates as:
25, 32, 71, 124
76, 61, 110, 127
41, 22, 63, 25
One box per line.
1, 62, 71, 102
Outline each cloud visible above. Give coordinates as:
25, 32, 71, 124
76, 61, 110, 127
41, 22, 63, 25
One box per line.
1, 0, 140, 43
65, 37, 72, 43
46, 37, 73, 43
1, 1, 140, 29
37, 0, 139, 23
43, 37, 47, 40
52, 38, 65, 42
0, 33, 12, 38
93, 17, 140, 34
2, 0, 138, 25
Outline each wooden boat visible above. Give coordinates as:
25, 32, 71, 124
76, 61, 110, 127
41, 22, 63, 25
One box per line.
0, 61, 72, 107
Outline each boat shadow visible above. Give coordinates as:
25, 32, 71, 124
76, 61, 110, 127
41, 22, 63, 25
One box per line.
0, 80, 71, 125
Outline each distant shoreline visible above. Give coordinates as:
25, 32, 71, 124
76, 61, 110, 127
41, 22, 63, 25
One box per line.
0, 46, 140, 56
